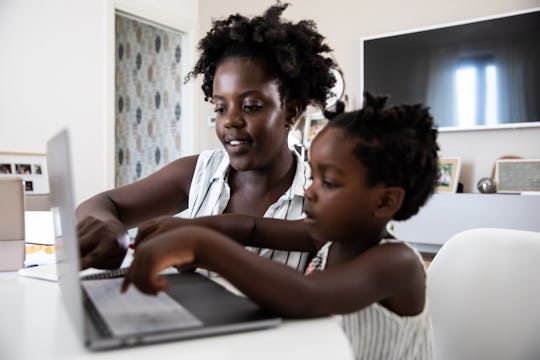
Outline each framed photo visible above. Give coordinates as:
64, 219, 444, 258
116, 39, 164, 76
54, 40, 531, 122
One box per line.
436, 157, 461, 193
303, 111, 328, 148
0, 152, 49, 194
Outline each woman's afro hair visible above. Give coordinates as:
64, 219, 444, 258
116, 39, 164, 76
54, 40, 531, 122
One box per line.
186, 2, 337, 112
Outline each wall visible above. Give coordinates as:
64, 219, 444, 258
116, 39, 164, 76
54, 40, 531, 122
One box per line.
0, 0, 111, 205
197, 0, 540, 192
1, 0, 538, 204
0, 0, 197, 204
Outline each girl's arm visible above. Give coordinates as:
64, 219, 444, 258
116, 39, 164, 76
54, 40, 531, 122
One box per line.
134, 214, 317, 253
123, 226, 425, 318
76, 155, 199, 269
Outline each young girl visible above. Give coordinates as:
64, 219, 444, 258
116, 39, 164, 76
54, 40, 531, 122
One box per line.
76, 3, 336, 271
123, 93, 438, 359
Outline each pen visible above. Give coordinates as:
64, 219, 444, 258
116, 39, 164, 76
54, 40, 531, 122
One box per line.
24, 264, 39, 268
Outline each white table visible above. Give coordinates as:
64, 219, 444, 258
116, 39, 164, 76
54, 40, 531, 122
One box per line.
0, 271, 353, 360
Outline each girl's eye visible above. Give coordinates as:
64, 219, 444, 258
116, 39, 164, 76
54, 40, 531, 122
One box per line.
322, 180, 338, 189
214, 106, 225, 114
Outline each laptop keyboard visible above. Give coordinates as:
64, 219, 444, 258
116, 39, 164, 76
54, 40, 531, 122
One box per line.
82, 277, 203, 337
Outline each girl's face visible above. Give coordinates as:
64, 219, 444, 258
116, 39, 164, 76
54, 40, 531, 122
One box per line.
304, 127, 382, 243
212, 57, 293, 171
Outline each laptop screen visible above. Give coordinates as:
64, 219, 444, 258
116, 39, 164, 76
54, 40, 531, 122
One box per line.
47, 128, 86, 340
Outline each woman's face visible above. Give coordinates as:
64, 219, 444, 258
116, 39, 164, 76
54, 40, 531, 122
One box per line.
212, 57, 292, 171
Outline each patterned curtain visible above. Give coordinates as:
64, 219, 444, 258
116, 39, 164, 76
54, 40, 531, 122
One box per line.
115, 14, 184, 186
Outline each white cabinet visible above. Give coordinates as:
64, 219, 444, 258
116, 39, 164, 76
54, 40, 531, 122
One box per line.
388, 193, 540, 253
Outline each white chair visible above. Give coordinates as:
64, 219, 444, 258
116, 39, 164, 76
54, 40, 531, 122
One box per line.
427, 228, 540, 360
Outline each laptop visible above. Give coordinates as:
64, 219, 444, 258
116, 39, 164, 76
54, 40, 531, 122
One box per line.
46, 129, 281, 350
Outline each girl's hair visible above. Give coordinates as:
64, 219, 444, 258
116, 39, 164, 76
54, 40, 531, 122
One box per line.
327, 92, 440, 220
186, 2, 336, 112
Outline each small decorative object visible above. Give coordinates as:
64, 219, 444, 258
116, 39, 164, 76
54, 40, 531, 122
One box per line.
496, 158, 540, 193
303, 112, 328, 148
436, 157, 462, 193
0, 177, 25, 271
303, 62, 345, 148
325, 67, 345, 109
0, 152, 49, 194
476, 155, 523, 194
477, 177, 497, 193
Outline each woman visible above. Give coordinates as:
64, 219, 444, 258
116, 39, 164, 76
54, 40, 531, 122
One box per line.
76, 2, 336, 270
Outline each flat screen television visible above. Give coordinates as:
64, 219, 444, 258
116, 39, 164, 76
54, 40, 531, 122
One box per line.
361, 8, 540, 131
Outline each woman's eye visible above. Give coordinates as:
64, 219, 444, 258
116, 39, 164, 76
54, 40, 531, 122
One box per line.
243, 104, 262, 112
214, 106, 224, 114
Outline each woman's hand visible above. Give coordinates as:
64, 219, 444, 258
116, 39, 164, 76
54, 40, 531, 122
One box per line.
78, 216, 129, 269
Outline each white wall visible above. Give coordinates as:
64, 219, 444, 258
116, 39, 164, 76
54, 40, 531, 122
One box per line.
0, 0, 111, 205
197, 0, 540, 192
2, 0, 538, 204
0, 0, 198, 204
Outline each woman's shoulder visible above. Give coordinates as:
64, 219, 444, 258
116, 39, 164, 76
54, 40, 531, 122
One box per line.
197, 149, 228, 164
180, 149, 231, 191
193, 149, 229, 175
157, 150, 226, 183
167, 150, 227, 176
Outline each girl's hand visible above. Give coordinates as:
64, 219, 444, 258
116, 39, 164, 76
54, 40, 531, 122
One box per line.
133, 216, 191, 248
121, 228, 198, 295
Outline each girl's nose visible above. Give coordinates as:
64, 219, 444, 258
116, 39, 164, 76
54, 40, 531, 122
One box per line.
304, 183, 316, 201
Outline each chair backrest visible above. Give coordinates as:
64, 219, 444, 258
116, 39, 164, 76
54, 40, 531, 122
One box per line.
427, 228, 540, 360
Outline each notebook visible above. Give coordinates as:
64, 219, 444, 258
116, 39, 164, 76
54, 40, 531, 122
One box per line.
46, 129, 281, 351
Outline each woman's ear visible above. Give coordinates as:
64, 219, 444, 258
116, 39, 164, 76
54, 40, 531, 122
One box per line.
285, 100, 301, 128
373, 187, 405, 219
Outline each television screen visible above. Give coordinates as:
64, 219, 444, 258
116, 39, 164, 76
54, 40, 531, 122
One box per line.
362, 9, 540, 130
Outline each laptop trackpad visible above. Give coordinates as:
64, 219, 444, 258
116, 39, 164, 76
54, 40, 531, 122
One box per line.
83, 278, 203, 337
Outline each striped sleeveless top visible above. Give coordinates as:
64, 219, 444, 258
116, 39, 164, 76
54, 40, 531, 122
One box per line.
180, 149, 311, 272
305, 240, 433, 360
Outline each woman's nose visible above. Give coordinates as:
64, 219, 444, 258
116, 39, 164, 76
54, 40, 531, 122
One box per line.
223, 108, 244, 128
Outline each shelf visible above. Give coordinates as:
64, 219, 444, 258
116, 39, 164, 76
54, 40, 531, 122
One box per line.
388, 193, 540, 253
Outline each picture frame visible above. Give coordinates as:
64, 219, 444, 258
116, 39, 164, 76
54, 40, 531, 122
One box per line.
303, 111, 328, 148
436, 157, 461, 193
0, 152, 49, 194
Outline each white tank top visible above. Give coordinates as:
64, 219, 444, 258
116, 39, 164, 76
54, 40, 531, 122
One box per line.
305, 239, 433, 360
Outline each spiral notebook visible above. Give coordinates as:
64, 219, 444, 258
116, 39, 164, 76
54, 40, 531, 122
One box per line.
47, 129, 281, 351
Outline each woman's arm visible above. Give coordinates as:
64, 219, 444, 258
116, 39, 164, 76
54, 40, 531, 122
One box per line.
76, 155, 199, 269
123, 226, 426, 318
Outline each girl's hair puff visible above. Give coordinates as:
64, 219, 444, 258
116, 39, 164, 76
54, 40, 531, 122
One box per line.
328, 92, 440, 220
